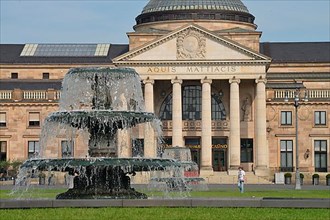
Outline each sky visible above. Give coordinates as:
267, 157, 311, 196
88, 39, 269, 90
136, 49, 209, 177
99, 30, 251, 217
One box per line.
0, 0, 329, 44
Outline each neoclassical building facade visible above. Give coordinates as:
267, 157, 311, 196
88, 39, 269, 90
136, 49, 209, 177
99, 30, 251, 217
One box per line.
0, 0, 329, 181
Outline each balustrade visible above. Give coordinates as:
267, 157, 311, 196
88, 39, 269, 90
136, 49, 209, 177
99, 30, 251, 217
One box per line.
0, 90, 12, 99
274, 89, 330, 100
0, 89, 61, 101
23, 91, 47, 100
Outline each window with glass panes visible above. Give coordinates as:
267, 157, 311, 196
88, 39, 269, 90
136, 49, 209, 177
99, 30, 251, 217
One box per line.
314, 140, 327, 172
0, 141, 7, 161
280, 140, 293, 172
314, 111, 326, 125
281, 111, 292, 125
28, 141, 39, 158
211, 93, 226, 120
182, 86, 201, 120
28, 112, 40, 127
0, 112, 6, 127
159, 86, 226, 120
159, 93, 172, 120
61, 140, 74, 158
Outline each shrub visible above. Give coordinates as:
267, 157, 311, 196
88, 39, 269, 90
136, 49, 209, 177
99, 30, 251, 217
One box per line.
326, 174, 330, 178
312, 173, 319, 178
9, 160, 23, 177
0, 161, 11, 173
284, 173, 292, 178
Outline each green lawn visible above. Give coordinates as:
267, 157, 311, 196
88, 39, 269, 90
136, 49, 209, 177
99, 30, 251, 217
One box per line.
0, 207, 329, 220
1, 187, 329, 220
1, 187, 329, 199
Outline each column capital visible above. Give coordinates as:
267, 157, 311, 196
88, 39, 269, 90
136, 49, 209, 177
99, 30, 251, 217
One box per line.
201, 78, 212, 84
143, 78, 154, 85
229, 77, 240, 84
171, 77, 183, 85
255, 77, 267, 84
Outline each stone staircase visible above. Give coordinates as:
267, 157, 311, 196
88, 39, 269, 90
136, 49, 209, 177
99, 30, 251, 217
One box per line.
201, 172, 272, 184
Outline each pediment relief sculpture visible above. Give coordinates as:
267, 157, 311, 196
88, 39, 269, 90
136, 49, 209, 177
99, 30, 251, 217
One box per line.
177, 29, 206, 60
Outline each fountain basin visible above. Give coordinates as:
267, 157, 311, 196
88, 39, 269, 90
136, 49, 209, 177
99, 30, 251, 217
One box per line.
47, 110, 156, 130
21, 158, 182, 171
19, 158, 183, 199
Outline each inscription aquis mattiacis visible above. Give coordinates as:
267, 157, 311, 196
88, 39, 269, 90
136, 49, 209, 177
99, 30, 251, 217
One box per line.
146, 66, 239, 74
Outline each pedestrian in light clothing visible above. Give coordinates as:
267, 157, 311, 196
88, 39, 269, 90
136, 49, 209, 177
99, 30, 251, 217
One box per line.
237, 166, 245, 193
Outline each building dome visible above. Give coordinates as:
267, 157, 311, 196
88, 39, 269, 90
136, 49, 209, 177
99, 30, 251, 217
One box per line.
136, 0, 255, 26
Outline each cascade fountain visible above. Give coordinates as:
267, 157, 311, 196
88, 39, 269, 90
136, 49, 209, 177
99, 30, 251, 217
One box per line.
15, 67, 185, 199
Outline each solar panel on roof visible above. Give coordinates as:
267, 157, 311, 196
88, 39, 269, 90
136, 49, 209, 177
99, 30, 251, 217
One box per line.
20, 44, 110, 57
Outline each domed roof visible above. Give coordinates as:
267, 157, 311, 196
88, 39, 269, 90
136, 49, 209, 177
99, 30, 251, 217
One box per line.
141, 0, 249, 14
136, 0, 254, 26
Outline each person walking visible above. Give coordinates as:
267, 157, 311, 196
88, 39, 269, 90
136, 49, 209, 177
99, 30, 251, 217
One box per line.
237, 166, 246, 193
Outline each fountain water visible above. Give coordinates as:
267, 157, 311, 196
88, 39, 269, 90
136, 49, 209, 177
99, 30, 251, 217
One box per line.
14, 67, 186, 199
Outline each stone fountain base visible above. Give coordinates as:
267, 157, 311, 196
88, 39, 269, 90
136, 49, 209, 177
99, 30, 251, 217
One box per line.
19, 158, 182, 200
56, 166, 147, 199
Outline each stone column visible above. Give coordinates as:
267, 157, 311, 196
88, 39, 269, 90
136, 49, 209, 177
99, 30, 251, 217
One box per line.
254, 77, 269, 176
143, 78, 156, 157
228, 77, 241, 175
200, 78, 213, 175
171, 78, 183, 147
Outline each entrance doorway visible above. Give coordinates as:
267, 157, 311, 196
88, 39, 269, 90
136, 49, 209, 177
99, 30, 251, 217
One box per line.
185, 138, 201, 168
190, 149, 201, 169
212, 149, 227, 171
212, 138, 228, 171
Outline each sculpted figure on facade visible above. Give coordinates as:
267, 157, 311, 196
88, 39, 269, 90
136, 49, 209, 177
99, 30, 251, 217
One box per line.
241, 97, 251, 121
177, 29, 206, 59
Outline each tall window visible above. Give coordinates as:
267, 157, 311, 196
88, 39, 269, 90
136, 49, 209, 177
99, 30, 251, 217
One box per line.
182, 86, 201, 120
314, 111, 326, 125
0, 141, 7, 161
212, 92, 226, 120
0, 112, 6, 127
281, 111, 292, 125
159, 94, 172, 120
280, 140, 293, 172
159, 85, 226, 120
61, 140, 74, 158
314, 140, 327, 172
28, 112, 40, 127
240, 139, 253, 162
28, 141, 39, 158
132, 139, 144, 157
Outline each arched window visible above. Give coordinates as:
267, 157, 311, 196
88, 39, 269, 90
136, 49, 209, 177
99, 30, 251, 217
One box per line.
159, 93, 172, 120
212, 92, 226, 120
159, 86, 226, 120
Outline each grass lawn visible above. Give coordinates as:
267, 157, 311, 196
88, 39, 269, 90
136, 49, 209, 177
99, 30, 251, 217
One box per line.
1, 187, 329, 199
1, 187, 329, 220
0, 207, 329, 220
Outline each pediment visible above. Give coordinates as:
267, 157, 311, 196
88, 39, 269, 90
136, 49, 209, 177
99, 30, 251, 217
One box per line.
113, 24, 270, 64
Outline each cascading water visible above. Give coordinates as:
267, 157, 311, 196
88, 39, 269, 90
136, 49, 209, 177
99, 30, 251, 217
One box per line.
13, 67, 189, 199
